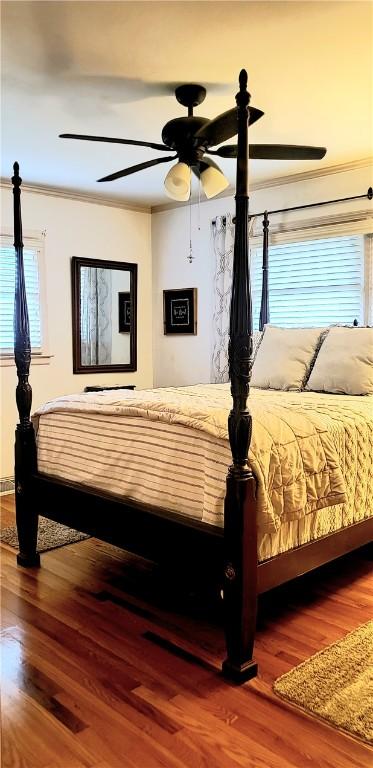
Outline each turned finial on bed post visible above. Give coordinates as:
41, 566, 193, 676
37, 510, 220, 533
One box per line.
12, 162, 40, 567
222, 70, 258, 683
259, 211, 270, 330
228, 69, 252, 456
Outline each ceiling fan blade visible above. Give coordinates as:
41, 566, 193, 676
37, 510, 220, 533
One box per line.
60, 133, 172, 151
191, 157, 221, 178
208, 144, 327, 160
97, 155, 176, 182
249, 144, 327, 160
195, 106, 264, 147
207, 145, 237, 158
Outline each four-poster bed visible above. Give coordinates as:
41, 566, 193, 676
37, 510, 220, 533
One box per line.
12, 71, 373, 683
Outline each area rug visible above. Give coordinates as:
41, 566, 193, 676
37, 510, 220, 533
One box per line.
1, 517, 90, 553
273, 621, 373, 745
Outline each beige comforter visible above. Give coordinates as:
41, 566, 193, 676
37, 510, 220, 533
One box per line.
34, 384, 360, 534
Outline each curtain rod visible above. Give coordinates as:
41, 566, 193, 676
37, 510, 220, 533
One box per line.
248, 187, 372, 220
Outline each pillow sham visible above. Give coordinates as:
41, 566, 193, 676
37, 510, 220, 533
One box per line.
251, 326, 325, 391
305, 326, 373, 395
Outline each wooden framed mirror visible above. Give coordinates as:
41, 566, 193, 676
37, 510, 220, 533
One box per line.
71, 257, 137, 374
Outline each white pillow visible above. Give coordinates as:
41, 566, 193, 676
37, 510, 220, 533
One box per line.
306, 326, 373, 395
251, 326, 325, 391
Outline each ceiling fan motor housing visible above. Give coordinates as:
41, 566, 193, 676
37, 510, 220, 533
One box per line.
161, 116, 209, 164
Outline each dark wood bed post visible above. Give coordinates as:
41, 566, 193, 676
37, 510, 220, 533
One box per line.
259, 211, 270, 330
222, 71, 258, 683
12, 162, 40, 567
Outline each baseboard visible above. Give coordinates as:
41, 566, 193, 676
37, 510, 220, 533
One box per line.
0, 477, 15, 496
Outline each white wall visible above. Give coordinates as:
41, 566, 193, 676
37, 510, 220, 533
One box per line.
151, 205, 215, 387
152, 164, 372, 387
0, 189, 152, 478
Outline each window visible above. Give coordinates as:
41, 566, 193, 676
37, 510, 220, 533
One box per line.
0, 237, 44, 355
250, 234, 367, 329
367, 236, 373, 326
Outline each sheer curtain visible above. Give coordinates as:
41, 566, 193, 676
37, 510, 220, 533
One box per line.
80, 267, 112, 365
211, 215, 260, 383
210, 214, 235, 383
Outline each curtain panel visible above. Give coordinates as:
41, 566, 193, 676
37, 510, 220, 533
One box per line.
80, 267, 112, 365
210, 214, 235, 383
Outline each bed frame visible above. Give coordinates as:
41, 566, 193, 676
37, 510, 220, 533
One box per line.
13, 70, 373, 683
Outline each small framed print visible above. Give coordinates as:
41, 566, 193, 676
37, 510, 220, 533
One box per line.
163, 288, 197, 335
118, 292, 131, 333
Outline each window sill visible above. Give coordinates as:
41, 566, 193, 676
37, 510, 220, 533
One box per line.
0, 354, 54, 367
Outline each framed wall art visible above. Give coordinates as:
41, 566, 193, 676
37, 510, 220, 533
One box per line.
163, 288, 197, 335
118, 291, 131, 333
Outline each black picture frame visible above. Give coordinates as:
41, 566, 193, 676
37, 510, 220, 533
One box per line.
163, 288, 197, 335
118, 292, 131, 333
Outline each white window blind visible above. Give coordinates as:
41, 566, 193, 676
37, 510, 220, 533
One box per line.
250, 235, 364, 329
0, 243, 42, 354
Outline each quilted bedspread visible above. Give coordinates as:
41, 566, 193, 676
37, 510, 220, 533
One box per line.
33, 384, 372, 534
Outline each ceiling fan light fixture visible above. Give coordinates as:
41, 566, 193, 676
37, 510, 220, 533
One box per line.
164, 162, 191, 201
200, 166, 229, 199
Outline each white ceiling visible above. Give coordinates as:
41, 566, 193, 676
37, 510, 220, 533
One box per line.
1, 1, 372, 208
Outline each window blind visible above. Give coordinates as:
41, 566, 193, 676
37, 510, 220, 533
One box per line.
250, 235, 364, 329
0, 244, 42, 353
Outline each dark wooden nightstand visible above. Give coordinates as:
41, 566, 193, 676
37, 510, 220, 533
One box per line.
84, 384, 136, 393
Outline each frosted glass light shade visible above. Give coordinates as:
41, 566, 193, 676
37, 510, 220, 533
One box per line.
200, 166, 229, 199
164, 162, 191, 201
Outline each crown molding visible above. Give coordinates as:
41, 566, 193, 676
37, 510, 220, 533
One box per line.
248, 156, 373, 192
1, 157, 371, 216
0, 179, 151, 214
151, 157, 373, 214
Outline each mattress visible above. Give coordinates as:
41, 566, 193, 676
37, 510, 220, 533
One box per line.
35, 385, 373, 563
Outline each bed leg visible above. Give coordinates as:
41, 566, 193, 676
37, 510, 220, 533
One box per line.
222, 472, 257, 683
15, 426, 40, 568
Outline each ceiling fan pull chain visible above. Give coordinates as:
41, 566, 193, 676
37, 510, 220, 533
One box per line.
198, 177, 201, 233
187, 178, 202, 264
188, 184, 193, 264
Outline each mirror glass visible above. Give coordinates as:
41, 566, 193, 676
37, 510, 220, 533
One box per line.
72, 258, 137, 373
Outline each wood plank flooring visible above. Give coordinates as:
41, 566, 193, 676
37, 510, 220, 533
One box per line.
1, 493, 372, 767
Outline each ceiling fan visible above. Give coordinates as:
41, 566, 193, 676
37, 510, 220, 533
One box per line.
60, 83, 327, 201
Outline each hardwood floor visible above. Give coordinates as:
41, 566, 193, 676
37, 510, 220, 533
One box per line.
1, 493, 372, 767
